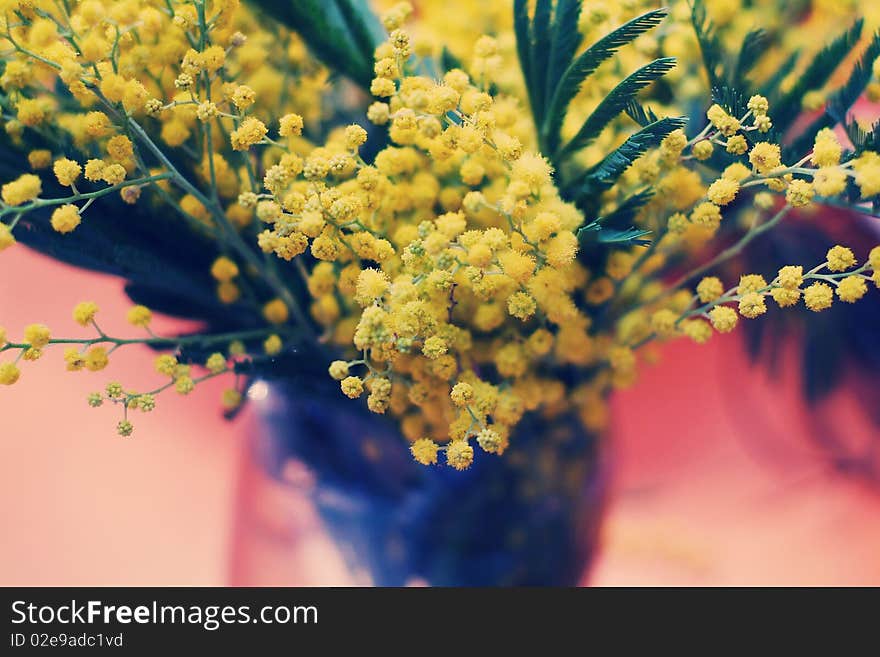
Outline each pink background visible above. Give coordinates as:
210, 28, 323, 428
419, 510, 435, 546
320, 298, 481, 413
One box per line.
2, 248, 879, 586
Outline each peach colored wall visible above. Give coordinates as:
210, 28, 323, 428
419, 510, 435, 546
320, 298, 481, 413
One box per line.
2, 250, 879, 585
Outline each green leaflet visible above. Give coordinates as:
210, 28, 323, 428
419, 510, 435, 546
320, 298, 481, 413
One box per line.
541, 8, 668, 156
772, 19, 864, 131
555, 59, 678, 162
249, 0, 382, 90
570, 116, 688, 201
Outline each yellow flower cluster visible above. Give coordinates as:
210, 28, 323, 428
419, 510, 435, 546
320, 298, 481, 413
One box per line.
1, 0, 879, 466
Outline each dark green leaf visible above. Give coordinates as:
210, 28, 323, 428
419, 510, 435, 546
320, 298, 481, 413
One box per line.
733, 28, 767, 86
590, 226, 653, 246
544, 0, 583, 114
529, 0, 553, 127
542, 8, 668, 154
690, 0, 723, 90
827, 30, 880, 123
572, 116, 688, 197
624, 100, 660, 127
786, 31, 880, 159
595, 188, 655, 228
761, 51, 800, 100
513, 0, 534, 112
250, 0, 381, 90
773, 19, 864, 131
556, 57, 677, 160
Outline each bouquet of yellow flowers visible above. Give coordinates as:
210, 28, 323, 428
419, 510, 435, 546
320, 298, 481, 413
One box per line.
1, 0, 878, 584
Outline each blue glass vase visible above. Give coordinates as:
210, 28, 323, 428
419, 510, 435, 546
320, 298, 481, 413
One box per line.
252, 376, 607, 586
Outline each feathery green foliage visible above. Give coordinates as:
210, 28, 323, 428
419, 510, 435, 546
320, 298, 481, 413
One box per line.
249, 0, 382, 89
540, 8, 669, 155
556, 57, 677, 160
570, 116, 688, 200
772, 19, 864, 131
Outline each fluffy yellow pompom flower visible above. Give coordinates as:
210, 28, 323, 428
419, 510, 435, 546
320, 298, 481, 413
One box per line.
0, 362, 21, 385
696, 276, 724, 303
738, 293, 767, 318
328, 360, 350, 380
707, 178, 739, 205
737, 274, 767, 295
410, 438, 440, 465
692, 140, 714, 160
507, 291, 537, 320
341, 375, 364, 398
101, 164, 126, 185
649, 309, 678, 337
64, 348, 86, 371
825, 245, 856, 272
205, 353, 227, 374
869, 246, 880, 271
770, 287, 801, 308
106, 135, 134, 162
777, 266, 803, 289
422, 336, 447, 359
50, 205, 81, 233
785, 180, 814, 207
210, 256, 239, 282
476, 428, 504, 454
355, 268, 390, 306
24, 323, 51, 349
72, 301, 99, 326
127, 305, 152, 328
0, 224, 15, 251
175, 376, 195, 395
813, 168, 847, 197
803, 282, 834, 311
84, 346, 109, 371
446, 440, 474, 470
27, 150, 51, 170
709, 306, 738, 333
344, 124, 368, 149
682, 319, 712, 344
279, 113, 304, 137
230, 117, 267, 150
83, 159, 106, 182
853, 153, 880, 198
154, 355, 178, 376
264, 334, 283, 355
836, 276, 867, 303
450, 382, 474, 407
811, 129, 842, 167
707, 104, 740, 136
53, 158, 82, 187
230, 85, 256, 110
2, 173, 41, 206
222, 389, 243, 410
749, 142, 782, 174
263, 298, 289, 324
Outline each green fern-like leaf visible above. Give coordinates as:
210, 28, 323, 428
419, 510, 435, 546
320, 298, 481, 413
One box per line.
541, 8, 668, 155
624, 100, 660, 127
545, 0, 583, 109
772, 19, 864, 131
690, 0, 724, 90
530, 0, 553, 127
556, 57, 677, 161
786, 31, 880, 159
595, 188, 655, 229
759, 51, 800, 99
578, 222, 652, 247
732, 28, 768, 87
249, 0, 382, 90
570, 116, 688, 200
